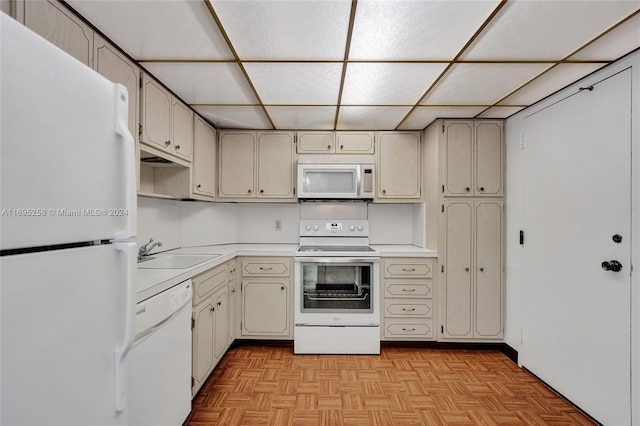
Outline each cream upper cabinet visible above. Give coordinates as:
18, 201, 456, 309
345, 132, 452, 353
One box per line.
218, 131, 256, 198
443, 120, 503, 197
93, 35, 140, 190
140, 73, 193, 162
376, 131, 421, 201
218, 131, 296, 201
19, 0, 93, 66
441, 200, 504, 340
191, 116, 217, 200
257, 132, 295, 199
296, 131, 375, 154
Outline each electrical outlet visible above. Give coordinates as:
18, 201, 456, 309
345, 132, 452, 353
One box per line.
275, 219, 282, 231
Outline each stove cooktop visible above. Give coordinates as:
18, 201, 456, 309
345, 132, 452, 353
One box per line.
297, 245, 376, 253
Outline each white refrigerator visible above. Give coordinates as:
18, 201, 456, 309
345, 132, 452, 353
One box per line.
0, 13, 137, 425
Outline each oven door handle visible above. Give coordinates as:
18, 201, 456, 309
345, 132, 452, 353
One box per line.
306, 294, 369, 301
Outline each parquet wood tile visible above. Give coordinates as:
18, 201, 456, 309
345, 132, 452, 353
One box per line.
184, 346, 597, 426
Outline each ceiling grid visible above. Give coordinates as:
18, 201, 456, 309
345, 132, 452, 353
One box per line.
66, 0, 640, 130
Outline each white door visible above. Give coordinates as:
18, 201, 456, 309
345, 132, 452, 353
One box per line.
521, 69, 632, 424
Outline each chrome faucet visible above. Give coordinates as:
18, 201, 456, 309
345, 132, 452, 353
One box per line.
138, 238, 162, 262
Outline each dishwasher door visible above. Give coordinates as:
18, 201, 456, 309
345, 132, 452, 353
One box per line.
129, 280, 192, 426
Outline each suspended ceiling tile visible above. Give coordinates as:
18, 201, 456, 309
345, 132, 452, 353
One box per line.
67, 0, 232, 60
422, 63, 550, 105
337, 107, 411, 130
244, 63, 343, 105
210, 0, 351, 60
266, 106, 337, 130
141, 63, 257, 105
349, 0, 501, 60
341, 63, 448, 105
569, 13, 640, 61
461, 1, 640, 60
398, 106, 487, 130
499, 63, 605, 106
193, 106, 271, 129
476, 106, 526, 119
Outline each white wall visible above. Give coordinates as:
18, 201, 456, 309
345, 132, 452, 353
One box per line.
136, 197, 182, 253
181, 201, 237, 247
236, 203, 300, 243
368, 203, 422, 245
506, 50, 639, 419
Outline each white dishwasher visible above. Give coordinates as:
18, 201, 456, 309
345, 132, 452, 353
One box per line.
129, 280, 193, 426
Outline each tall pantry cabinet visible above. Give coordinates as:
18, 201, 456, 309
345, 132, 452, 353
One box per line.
423, 120, 505, 341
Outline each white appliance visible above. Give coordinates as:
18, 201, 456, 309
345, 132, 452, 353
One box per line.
129, 280, 192, 426
1, 13, 136, 425
294, 220, 380, 354
297, 155, 375, 199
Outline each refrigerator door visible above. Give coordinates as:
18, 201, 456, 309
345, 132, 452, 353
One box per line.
0, 14, 136, 250
0, 243, 136, 425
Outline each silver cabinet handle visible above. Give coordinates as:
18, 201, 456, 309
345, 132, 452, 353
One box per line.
402, 308, 416, 312
402, 328, 416, 332
402, 268, 416, 272
165, 140, 170, 147
402, 288, 416, 292
259, 266, 273, 271
175, 144, 181, 150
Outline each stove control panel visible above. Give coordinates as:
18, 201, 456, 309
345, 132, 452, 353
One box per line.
300, 220, 369, 237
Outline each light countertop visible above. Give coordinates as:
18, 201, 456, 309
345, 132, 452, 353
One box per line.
137, 243, 437, 303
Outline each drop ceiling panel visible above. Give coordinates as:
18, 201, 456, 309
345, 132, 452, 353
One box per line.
398, 106, 488, 130
210, 0, 351, 60
141, 63, 257, 105
337, 107, 411, 130
194, 106, 271, 129
422, 63, 550, 105
341, 63, 448, 105
266, 106, 337, 130
569, 13, 640, 61
244, 63, 343, 105
349, 0, 501, 60
66, 0, 232, 60
499, 63, 605, 106
461, 1, 640, 60
476, 106, 526, 119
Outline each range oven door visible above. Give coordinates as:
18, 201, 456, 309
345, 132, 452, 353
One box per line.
294, 257, 379, 326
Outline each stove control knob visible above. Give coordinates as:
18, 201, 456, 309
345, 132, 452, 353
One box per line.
357, 225, 364, 231
313, 225, 319, 231
305, 225, 311, 231
349, 225, 356, 231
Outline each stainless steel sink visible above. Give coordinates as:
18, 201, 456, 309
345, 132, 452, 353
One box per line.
138, 254, 219, 269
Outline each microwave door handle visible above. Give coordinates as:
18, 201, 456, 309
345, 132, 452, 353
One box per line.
355, 165, 362, 197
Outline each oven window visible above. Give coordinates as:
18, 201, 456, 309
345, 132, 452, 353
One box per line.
300, 262, 373, 313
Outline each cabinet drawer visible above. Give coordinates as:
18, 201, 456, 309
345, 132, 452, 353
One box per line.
384, 259, 433, 278
241, 258, 290, 277
384, 319, 433, 338
384, 280, 433, 298
384, 299, 432, 318
192, 263, 227, 305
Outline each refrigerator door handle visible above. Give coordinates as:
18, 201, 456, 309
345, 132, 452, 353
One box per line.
114, 242, 137, 412
114, 84, 137, 241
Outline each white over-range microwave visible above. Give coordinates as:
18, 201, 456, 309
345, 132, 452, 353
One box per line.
297, 155, 375, 200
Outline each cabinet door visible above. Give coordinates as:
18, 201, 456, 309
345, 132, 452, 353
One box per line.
192, 299, 214, 395
297, 131, 334, 153
335, 131, 375, 154
443, 121, 473, 196
218, 131, 256, 198
213, 288, 229, 360
141, 75, 171, 151
22, 0, 93, 66
474, 201, 503, 338
442, 200, 473, 339
474, 121, 503, 197
192, 116, 216, 198
241, 279, 289, 336
93, 35, 140, 189
171, 99, 194, 161
257, 132, 295, 199
377, 132, 421, 199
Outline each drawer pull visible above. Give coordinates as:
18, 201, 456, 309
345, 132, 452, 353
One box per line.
402, 308, 416, 312
259, 266, 273, 271
402, 268, 416, 272
402, 327, 416, 332
402, 288, 416, 292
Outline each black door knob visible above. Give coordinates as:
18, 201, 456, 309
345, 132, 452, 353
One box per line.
601, 260, 623, 272
612, 234, 623, 243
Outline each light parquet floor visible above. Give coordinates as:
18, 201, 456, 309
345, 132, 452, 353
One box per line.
185, 345, 596, 426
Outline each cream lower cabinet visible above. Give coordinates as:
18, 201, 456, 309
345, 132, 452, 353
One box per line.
239, 257, 292, 338
218, 131, 296, 201
192, 262, 231, 396
381, 258, 436, 340
441, 199, 504, 340
376, 132, 421, 202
